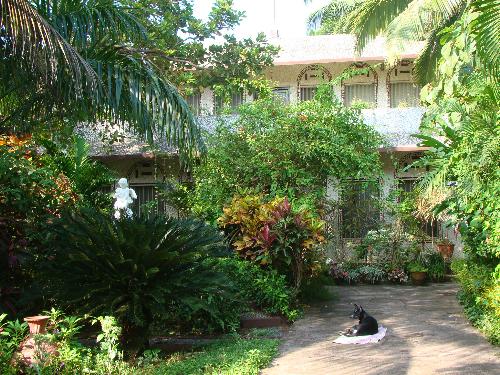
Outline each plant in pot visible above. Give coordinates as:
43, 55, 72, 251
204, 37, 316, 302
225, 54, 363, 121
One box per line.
407, 262, 428, 286
436, 238, 454, 260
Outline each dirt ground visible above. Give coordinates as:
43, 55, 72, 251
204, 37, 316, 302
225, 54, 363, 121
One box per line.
262, 283, 500, 375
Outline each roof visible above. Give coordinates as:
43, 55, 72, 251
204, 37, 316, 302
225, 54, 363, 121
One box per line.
269, 35, 425, 65
76, 123, 176, 157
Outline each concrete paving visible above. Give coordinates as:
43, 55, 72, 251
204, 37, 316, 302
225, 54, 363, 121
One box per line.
262, 283, 500, 375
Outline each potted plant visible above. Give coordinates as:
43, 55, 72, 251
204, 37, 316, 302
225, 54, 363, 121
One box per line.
408, 262, 428, 286
436, 238, 454, 260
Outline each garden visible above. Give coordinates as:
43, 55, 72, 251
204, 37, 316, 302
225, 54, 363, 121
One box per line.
1, 0, 499, 374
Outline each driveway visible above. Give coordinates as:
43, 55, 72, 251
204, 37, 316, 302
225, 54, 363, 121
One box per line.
262, 283, 500, 375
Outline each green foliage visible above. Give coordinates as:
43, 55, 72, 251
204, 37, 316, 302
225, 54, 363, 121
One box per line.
357, 265, 386, 284
152, 338, 279, 375
452, 259, 500, 344
0, 137, 78, 315
425, 252, 447, 281
219, 195, 326, 289
309, 1, 499, 84
0, 313, 28, 373
193, 89, 383, 222
42, 209, 239, 347
1, 1, 203, 160
121, 0, 278, 96
217, 258, 300, 321
407, 262, 428, 273
38, 136, 115, 210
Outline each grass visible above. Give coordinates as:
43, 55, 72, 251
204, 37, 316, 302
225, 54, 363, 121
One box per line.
149, 338, 279, 375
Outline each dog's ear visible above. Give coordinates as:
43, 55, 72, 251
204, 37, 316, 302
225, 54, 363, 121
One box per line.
359, 305, 364, 311
353, 303, 358, 308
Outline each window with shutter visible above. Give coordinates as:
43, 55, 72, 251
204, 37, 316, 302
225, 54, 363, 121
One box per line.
272, 87, 290, 104
344, 84, 376, 107
299, 86, 317, 102
390, 82, 420, 107
214, 92, 244, 114
341, 180, 380, 238
186, 93, 201, 115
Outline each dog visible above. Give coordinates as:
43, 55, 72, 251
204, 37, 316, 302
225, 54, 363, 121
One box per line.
342, 304, 379, 336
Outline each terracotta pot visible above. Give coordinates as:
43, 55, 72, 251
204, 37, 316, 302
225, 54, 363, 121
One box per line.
410, 271, 427, 286
24, 315, 50, 335
437, 243, 454, 260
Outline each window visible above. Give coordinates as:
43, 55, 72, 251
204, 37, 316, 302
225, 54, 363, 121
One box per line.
299, 86, 316, 102
398, 179, 440, 238
130, 185, 177, 218
272, 87, 290, 104
214, 92, 244, 114
186, 93, 201, 115
344, 84, 376, 107
390, 82, 420, 107
341, 181, 380, 238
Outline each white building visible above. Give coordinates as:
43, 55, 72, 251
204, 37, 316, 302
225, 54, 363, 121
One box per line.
85, 35, 462, 255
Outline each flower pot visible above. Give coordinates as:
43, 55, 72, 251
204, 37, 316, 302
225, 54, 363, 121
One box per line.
24, 316, 50, 335
410, 271, 427, 286
437, 243, 454, 260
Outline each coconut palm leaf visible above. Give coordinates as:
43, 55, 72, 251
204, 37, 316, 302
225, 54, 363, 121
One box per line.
0, 0, 97, 96
471, 0, 500, 80
306, 0, 362, 33
86, 41, 204, 160
35, 0, 147, 48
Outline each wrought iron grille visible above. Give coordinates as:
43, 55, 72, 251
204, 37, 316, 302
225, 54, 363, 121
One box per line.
399, 179, 440, 239
340, 180, 380, 239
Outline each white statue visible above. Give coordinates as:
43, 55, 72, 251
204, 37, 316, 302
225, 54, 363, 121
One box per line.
113, 178, 137, 219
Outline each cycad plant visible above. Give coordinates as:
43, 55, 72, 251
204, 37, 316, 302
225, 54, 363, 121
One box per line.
0, 0, 202, 161
307, 0, 499, 84
43, 209, 237, 350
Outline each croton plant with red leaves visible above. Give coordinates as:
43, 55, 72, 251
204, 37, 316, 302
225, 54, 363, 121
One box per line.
218, 195, 325, 289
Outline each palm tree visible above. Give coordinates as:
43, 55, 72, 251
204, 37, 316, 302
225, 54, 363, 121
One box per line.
306, 0, 499, 84
0, 0, 203, 160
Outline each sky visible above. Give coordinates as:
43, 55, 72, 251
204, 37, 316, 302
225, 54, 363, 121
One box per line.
193, 0, 331, 39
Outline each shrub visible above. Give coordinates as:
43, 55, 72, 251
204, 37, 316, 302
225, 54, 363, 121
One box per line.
452, 259, 500, 344
42, 209, 239, 349
425, 252, 447, 282
218, 195, 325, 289
192, 90, 383, 222
357, 265, 386, 284
387, 269, 409, 284
217, 258, 300, 321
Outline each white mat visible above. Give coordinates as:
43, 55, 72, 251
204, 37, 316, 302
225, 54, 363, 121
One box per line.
334, 326, 387, 345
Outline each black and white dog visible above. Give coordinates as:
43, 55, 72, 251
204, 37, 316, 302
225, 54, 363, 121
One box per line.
342, 304, 378, 336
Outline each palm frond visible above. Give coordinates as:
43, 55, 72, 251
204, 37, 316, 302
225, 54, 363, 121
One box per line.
471, 0, 500, 81
36, 0, 146, 49
307, 0, 362, 33
413, 9, 463, 84
0, 0, 97, 96
87, 42, 204, 161
342, 0, 413, 51
384, 0, 465, 65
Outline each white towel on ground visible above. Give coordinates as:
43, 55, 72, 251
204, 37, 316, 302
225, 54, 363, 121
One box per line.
334, 326, 387, 344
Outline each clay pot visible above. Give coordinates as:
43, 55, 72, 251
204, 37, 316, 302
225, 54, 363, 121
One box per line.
410, 271, 427, 286
437, 243, 454, 260
24, 316, 50, 335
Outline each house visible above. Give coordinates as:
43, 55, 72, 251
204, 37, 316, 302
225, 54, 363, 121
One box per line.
84, 34, 463, 255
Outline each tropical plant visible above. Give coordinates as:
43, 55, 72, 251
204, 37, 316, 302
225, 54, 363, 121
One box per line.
307, 0, 500, 84
425, 252, 447, 281
387, 268, 409, 283
38, 136, 115, 210
192, 85, 383, 222
42, 208, 237, 350
217, 257, 300, 321
218, 195, 326, 290
0, 0, 202, 159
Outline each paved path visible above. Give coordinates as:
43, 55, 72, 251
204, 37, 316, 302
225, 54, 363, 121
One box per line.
263, 283, 500, 375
